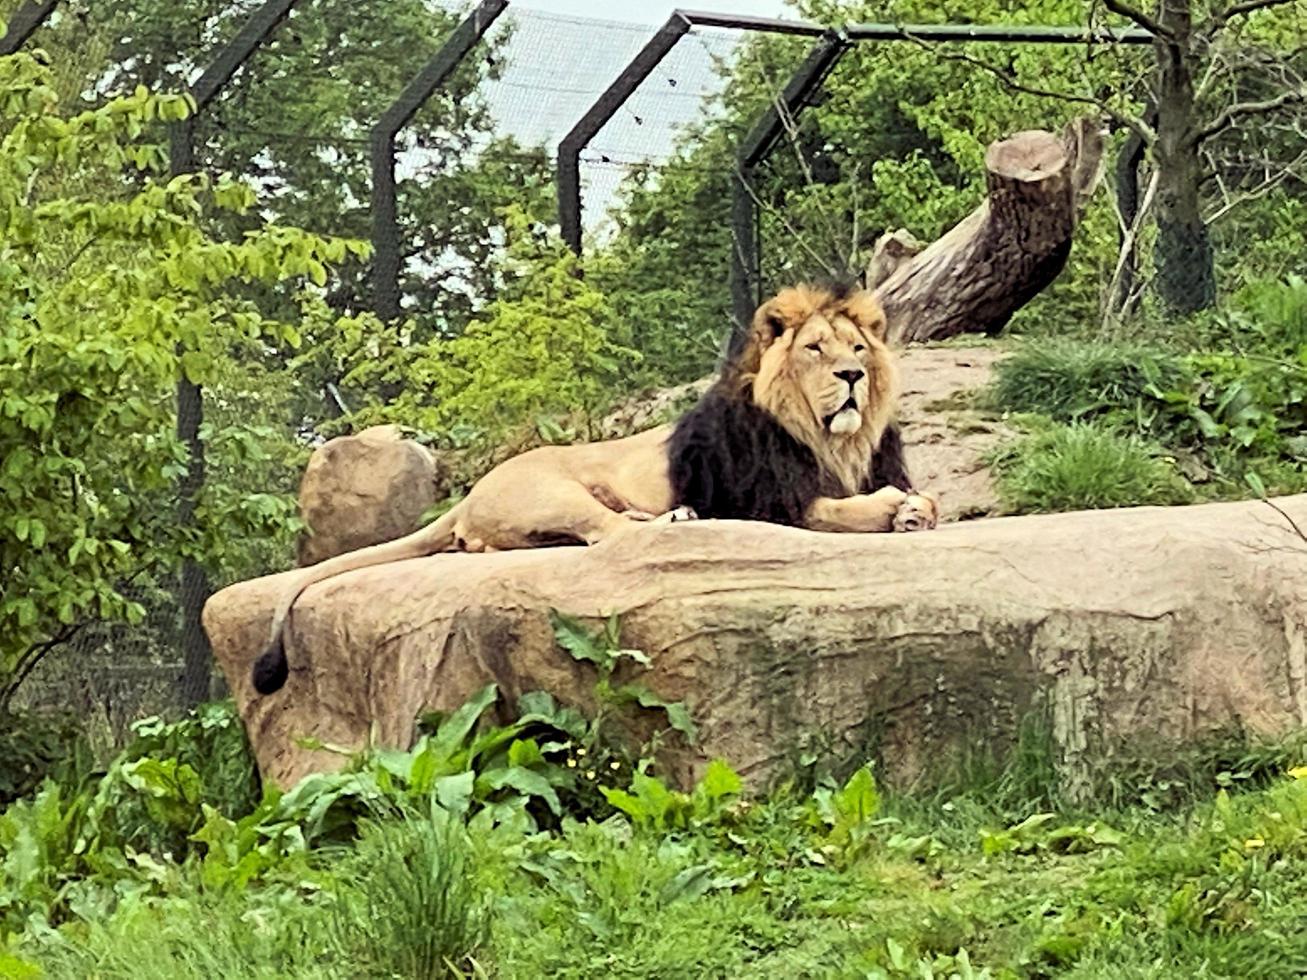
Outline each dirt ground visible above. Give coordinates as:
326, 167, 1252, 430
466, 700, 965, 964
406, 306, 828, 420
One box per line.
896, 345, 1013, 522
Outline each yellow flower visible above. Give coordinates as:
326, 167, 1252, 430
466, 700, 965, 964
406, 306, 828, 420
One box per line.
1244, 837, 1266, 849
1288, 765, 1307, 780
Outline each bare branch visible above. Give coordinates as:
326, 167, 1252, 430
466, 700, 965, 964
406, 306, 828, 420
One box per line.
1104, 167, 1160, 328
901, 35, 1156, 145
1207, 0, 1296, 36
1196, 86, 1307, 142
1261, 498, 1307, 548
1204, 146, 1307, 223
1101, 0, 1172, 39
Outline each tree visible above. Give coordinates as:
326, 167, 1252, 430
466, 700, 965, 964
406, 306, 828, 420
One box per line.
1096, 0, 1306, 313
0, 50, 364, 710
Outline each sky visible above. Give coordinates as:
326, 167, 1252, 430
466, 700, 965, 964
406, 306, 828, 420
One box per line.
508, 0, 796, 26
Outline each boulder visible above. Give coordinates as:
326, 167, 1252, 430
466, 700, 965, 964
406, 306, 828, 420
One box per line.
206, 495, 1307, 795
296, 425, 443, 567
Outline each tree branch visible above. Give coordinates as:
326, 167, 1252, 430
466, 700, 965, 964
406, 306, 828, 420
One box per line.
1196, 86, 1307, 143
1101, 0, 1172, 39
906, 38, 1156, 146
1207, 0, 1296, 36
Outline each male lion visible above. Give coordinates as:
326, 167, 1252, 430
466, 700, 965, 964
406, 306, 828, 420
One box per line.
251, 283, 937, 695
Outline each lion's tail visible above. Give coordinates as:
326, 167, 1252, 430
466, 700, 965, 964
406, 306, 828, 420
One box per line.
250, 504, 463, 695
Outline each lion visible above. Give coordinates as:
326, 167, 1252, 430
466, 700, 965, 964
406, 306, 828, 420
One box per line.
250, 283, 938, 695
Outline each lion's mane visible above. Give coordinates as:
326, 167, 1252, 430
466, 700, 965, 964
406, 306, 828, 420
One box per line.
668, 282, 910, 526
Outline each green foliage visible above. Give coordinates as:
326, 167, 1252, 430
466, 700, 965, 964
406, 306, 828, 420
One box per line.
549, 610, 697, 746
332, 212, 637, 457
992, 423, 1193, 513
0, 712, 87, 807
990, 340, 1184, 424
327, 807, 488, 979
6, 684, 1307, 978
602, 760, 743, 832
988, 280, 1307, 512
0, 49, 368, 701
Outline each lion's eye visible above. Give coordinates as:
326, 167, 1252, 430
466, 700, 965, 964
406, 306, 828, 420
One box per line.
806, 343, 821, 353
854, 344, 866, 354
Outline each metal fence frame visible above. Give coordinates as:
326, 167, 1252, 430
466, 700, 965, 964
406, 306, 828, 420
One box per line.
556, 8, 827, 254
168, 0, 302, 707
728, 22, 1155, 330
553, 10, 1154, 330
0, 0, 59, 56
371, 0, 508, 321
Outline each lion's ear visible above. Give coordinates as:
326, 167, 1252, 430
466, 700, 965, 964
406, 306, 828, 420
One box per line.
751, 301, 792, 350
842, 291, 889, 342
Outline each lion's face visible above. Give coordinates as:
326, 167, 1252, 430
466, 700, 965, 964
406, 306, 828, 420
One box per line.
733, 284, 899, 495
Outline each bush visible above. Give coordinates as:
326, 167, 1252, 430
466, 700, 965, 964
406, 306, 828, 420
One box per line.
989, 340, 1183, 426
993, 423, 1193, 513
0, 710, 87, 806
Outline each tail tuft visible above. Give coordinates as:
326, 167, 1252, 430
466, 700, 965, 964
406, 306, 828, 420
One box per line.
251, 637, 289, 695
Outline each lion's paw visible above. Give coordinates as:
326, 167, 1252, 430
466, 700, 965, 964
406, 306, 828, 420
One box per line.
893, 492, 938, 533
653, 505, 698, 525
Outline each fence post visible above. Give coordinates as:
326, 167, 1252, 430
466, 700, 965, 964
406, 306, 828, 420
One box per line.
728, 31, 847, 348
370, 0, 508, 322
556, 14, 692, 256
0, 0, 59, 56
169, 0, 300, 707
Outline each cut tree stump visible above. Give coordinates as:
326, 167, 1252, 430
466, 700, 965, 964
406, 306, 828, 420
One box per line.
206, 495, 1307, 798
876, 116, 1106, 345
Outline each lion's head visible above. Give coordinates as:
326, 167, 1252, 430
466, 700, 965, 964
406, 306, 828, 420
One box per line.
727, 283, 898, 496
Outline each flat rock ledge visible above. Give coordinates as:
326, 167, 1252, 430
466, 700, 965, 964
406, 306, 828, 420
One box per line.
205, 496, 1307, 795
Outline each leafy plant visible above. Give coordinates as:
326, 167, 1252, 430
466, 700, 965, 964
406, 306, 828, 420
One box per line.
549, 610, 697, 747
601, 759, 743, 832
0, 50, 366, 705
992, 422, 1193, 513
989, 340, 1183, 427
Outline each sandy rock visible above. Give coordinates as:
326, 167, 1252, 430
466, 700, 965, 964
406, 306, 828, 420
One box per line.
296, 425, 443, 566
206, 495, 1307, 796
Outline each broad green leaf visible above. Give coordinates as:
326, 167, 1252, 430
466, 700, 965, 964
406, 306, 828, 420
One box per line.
430, 683, 499, 759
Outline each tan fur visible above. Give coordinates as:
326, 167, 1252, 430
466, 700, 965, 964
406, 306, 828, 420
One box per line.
254, 285, 937, 691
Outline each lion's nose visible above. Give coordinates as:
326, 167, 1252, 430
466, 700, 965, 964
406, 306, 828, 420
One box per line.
835, 368, 864, 386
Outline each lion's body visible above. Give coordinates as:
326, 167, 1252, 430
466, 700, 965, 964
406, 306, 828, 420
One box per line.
250, 284, 938, 695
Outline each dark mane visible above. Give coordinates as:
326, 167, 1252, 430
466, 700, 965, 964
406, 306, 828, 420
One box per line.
668, 384, 911, 525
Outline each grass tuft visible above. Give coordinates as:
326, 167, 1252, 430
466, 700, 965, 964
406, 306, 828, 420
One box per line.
993, 422, 1193, 513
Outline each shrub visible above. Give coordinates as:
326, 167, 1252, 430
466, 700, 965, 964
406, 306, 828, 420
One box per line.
0, 710, 87, 806
327, 807, 487, 978
993, 423, 1193, 513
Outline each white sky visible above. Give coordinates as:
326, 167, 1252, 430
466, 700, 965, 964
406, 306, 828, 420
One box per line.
508, 0, 796, 26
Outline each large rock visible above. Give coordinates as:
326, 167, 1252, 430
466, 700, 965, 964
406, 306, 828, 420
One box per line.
296, 425, 443, 566
205, 496, 1307, 795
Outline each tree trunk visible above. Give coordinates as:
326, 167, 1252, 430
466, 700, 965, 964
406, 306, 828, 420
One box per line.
1152, 0, 1216, 313
877, 117, 1105, 345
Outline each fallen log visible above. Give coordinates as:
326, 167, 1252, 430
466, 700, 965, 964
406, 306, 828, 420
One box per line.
205, 495, 1307, 798
876, 117, 1106, 345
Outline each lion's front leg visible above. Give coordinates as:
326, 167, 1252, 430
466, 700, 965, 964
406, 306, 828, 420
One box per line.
806, 487, 937, 534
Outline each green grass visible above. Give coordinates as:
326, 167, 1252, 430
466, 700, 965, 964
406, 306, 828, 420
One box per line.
9, 699, 1307, 980
988, 340, 1182, 426
20, 766, 1307, 979
992, 422, 1193, 513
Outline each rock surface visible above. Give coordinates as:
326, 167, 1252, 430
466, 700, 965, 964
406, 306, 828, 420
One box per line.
296, 425, 443, 566
206, 495, 1307, 795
